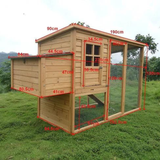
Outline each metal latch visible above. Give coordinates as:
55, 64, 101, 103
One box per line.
99, 66, 103, 69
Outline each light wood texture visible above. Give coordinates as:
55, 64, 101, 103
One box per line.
13, 59, 40, 96
88, 94, 104, 105
121, 43, 128, 113
44, 55, 72, 97
40, 94, 70, 132
138, 47, 144, 108
71, 29, 76, 133
11, 60, 14, 88
40, 32, 71, 54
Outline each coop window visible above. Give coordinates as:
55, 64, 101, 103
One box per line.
86, 44, 100, 66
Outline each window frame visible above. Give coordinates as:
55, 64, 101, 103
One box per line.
85, 42, 101, 67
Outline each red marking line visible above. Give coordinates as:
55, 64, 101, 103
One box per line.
36, 24, 146, 46
74, 115, 104, 128
78, 97, 81, 130
74, 108, 140, 135
37, 116, 72, 135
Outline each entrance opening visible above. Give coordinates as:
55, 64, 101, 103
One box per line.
75, 93, 105, 130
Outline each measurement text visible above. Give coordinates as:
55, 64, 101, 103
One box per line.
48, 49, 63, 53
18, 53, 29, 56
19, 87, 34, 91
88, 37, 103, 41
146, 72, 160, 75
44, 127, 60, 131
110, 120, 127, 124
84, 68, 99, 72
53, 90, 64, 94
110, 30, 124, 34
110, 76, 122, 80
62, 70, 73, 74
47, 27, 58, 31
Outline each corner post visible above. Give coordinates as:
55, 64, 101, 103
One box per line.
138, 47, 144, 108
121, 43, 128, 114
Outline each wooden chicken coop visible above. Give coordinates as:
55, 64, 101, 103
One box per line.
10, 24, 147, 135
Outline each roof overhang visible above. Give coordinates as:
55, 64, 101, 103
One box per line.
35, 24, 147, 47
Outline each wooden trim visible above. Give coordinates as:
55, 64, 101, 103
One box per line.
104, 92, 107, 120
121, 43, 128, 113
38, 59, 41, 96
36, 25, 146, 47
38, 43, 41, 55
74, 119, 105, 133
41, 58, 46, 96
71, 29, 76, 133
108, 112, 122, 120
138, 47, 144, 108
37, 97, 40, 117
75, 88, 107, 97
11, 59, 14, 88
81, 38, 84, 86
99, 40, 103, 85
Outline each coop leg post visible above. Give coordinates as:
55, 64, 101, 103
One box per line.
138, 47, 144, 108
121, 43, 128, 114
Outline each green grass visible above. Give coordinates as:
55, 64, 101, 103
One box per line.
0, 81, 160, 159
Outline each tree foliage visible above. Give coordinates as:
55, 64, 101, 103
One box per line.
69, 21, 90, 28
135, 34, 158, 54
127, 34, 158, 59
0, 60, 11, 93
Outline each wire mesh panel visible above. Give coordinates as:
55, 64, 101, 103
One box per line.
125, 46, 140, 112
109, 49, 123, 116
75, 93, 105, 130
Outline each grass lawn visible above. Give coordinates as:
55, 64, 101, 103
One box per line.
0, 81, 160, 159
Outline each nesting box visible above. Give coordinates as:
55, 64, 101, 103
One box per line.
10, 24, 147, 135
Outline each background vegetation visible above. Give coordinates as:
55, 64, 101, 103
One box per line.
0, 29, 159, 159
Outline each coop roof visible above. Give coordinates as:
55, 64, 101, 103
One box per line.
35, 24, 147, 47
8, 52, 73, 59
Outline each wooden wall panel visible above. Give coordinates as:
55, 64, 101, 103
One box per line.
39, 31, 71, 55
44, 55, 72, 97
75, 29, 109, 89
13, 59, 40, 96
40, 94, 71, 132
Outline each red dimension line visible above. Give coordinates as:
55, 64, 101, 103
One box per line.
78, 97, 81, 130
11, 87, 39, 97
74, 108, 140, 135
83, 40, 85, 87
71, 52, 75, 94
75, 114, 105, 127
106, 39, 112, 120
82, 40, 102, 87
45, 54, 145, 69
37, 116, 72, 135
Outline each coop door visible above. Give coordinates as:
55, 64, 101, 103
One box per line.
84, 44, 101, 86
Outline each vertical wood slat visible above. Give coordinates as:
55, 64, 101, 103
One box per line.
99, 40, 104, 85
38, 44, 41, 55
11, 59, 14, 88
71, 29, 76, 133
37, 97, 40, 117
81, 39, 84, 86
105, 39, 111, 120
41, 58, 46, 97
138, 47, 144, 108
121, 44, 128, 114
37, 58, 41, 117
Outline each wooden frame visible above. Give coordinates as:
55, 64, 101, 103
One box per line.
10, 25, 146, 134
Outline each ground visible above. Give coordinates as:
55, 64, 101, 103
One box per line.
0, 81, 160, 160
